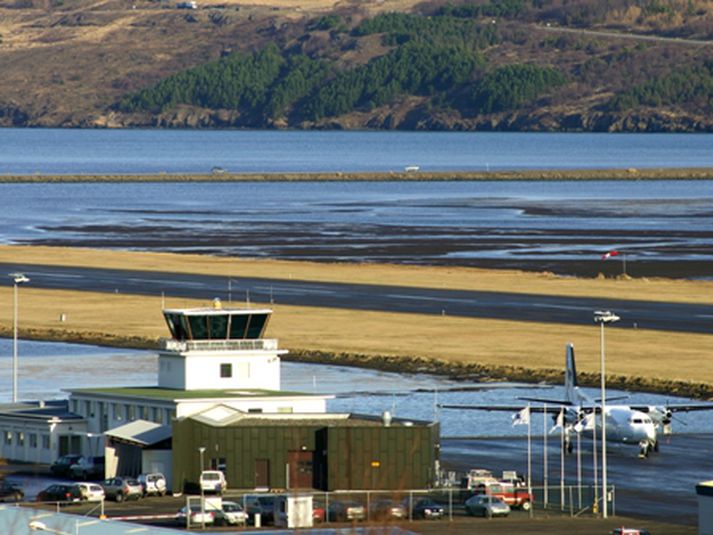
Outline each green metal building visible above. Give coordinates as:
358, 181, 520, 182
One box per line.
172, 408, 439, 492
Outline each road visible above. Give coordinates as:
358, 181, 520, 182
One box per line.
1, 263, 712, 334
535, 23, 713, 47
442, 433, 713, 525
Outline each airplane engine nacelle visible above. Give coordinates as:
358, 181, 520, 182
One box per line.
647, 405, 673, 434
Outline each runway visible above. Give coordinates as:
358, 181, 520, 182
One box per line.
441, 433, 713, 525
1, 262, 712, 335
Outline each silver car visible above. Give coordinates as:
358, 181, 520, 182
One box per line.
101, 477, 143, 502
464, 495, 510, 518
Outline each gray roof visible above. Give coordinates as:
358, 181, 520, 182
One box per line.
104, 420, 172, 447
0, 506, 185, 534
185, 405, 434, 429
0, 400, 82, 422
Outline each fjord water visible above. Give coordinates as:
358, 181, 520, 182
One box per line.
1, 129, 713, 174
0, 339, 709, 438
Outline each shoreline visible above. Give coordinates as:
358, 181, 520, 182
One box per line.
2, 167, 713, 182
4, 327, 712, 401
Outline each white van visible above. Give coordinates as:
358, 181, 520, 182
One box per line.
199, 471, 226, 495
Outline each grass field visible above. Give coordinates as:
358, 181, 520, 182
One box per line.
1, 245, 712, 398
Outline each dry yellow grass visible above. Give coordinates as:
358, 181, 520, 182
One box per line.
1, 246, 713, 396
0, 285, 712, 392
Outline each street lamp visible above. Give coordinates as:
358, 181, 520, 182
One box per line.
199, 446, 206, 529
594, 309, 619, 519
10, 273, 30, 403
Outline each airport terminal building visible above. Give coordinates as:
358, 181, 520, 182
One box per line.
0, 303, 440, 492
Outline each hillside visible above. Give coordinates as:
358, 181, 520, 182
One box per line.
0, 0, 711, 131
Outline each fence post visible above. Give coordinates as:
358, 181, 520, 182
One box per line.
448, 487, 453, 521
409, 491, 413, 522
325, 491, 329, 523
569, 486, 573, 516
611, 485, 616, 517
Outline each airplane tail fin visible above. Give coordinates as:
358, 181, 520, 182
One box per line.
565, 343, 577, 404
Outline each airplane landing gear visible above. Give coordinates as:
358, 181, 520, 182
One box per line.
638, 440, 650, 458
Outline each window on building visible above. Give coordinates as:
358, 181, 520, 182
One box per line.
220, 363, 232, 378
208, 315, 228, 339
71, 399, 79, 413
84, 400, 92, 417
29, 434, 37, 448
42, 435, 50, 449
16, 432, 24, 447
152, 407, 162, 423
141, 406, 149, 420
168, 409, 176, 422
247, 408, 263, 413
113, 403, 121, 421
127, 405, 135, 421
5, 432, 11, 445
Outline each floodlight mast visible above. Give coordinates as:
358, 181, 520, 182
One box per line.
594, 310, 619, 519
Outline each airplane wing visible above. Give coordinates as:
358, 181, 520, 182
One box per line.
517, 397, 574, 406
438, 404, 568, 413
632, 403, 713, 414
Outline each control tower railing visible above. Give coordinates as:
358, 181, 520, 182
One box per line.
160, 338, 278, 352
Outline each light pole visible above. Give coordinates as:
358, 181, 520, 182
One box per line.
10, 273, 30, 403
199, 446, 206, 530
594, 310, 619, 519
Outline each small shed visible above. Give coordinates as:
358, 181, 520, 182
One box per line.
697, 480, 713, 534
105, 420, 172, 487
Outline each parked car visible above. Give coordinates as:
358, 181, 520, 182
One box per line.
36, 484, 82, 504
612, 529, 652, 535
0, 480, 24, 502
199, 470, 226, 495
312, 506, 326, 523
464, 494, 510, 518
244, 495, 277, 525
69, 456, 105, 480
411, 498, 445, 519
328, 500, 366, 522
176, 504, 215, 526
77, 482, 105, 502
369, 499, 407, 520
213, 501, 248, 526
138, 473, 167, 496
50, 454, 83, 477
101, 477, 143, 502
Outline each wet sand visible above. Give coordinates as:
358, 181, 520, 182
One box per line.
24, 223, 713, 279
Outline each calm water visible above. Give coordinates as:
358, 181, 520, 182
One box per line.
1, 129, 713, 174
0, 339, 709, 439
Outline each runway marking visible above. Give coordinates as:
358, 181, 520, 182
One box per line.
531, 303, 592, 311
387, 294, 476, 303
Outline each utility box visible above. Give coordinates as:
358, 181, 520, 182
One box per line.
275, 495, 313, 529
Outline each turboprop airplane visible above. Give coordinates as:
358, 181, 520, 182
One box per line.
440, 343, 713, 457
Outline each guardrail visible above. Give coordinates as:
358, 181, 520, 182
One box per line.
160, 338, 278, 352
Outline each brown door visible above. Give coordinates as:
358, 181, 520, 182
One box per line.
255, 459, 270, 488
288, 451, 314, 489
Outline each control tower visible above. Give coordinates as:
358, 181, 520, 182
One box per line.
158, 300, 285, 391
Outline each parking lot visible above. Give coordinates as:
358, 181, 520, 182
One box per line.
0, 461, 697, 534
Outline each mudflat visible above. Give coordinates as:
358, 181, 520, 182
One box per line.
1, 245, 712, 398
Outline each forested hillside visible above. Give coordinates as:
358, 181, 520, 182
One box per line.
0, 0, 711, 131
